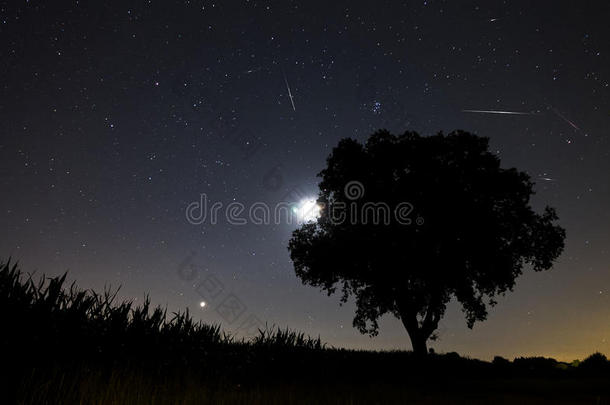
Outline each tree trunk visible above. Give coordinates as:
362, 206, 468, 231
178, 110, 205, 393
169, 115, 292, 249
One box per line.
399, 307, 429, 356
409, 331, 428, 356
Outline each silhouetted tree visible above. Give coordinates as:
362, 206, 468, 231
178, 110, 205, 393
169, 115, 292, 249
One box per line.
288, 130, 565, 355
580, 352, 609, 373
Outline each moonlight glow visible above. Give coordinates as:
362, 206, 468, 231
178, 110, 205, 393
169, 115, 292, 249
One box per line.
293, 198, 321, 222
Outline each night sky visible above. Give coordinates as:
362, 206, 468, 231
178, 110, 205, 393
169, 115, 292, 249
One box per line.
1, 1, 608, 361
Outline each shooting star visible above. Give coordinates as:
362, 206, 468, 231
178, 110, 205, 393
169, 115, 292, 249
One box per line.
283, 72, 296, 112
537, 173, 556, 182
244, 67, 262, 74
551, 107, 580, 131
462, 109, 534, 115
489, 18, 500, 22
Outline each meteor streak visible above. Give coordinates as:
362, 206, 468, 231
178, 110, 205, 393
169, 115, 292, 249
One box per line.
537, 172, 556, 182
462, 109, 534, 115
552, 108, 580, 131
283, 72, 296, 112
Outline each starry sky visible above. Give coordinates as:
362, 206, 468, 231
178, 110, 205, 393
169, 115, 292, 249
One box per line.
1, 0, 609, 361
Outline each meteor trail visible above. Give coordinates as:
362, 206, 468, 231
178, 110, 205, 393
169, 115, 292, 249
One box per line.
283, 72, 296, 112
244, 67, 262, 74
552, 108, 580, 131
462, 109, 534, 115
537, 172, 556, 182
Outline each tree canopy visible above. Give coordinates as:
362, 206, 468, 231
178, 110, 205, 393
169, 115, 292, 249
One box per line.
288, 130, 566, 355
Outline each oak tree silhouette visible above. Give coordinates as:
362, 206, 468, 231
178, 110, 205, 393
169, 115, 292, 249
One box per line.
288, 130, 565, 355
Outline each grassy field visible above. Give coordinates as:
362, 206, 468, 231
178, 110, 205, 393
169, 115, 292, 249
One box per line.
1, 260, 609, 404
14, 372, 610, 404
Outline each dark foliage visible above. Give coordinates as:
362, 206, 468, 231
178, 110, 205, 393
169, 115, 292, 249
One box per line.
0, 260, 608, 403
289, 130, 566, 354
580, 353, 610, 373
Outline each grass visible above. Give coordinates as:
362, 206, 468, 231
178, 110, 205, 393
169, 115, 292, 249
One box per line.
1, 259, 609, 404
